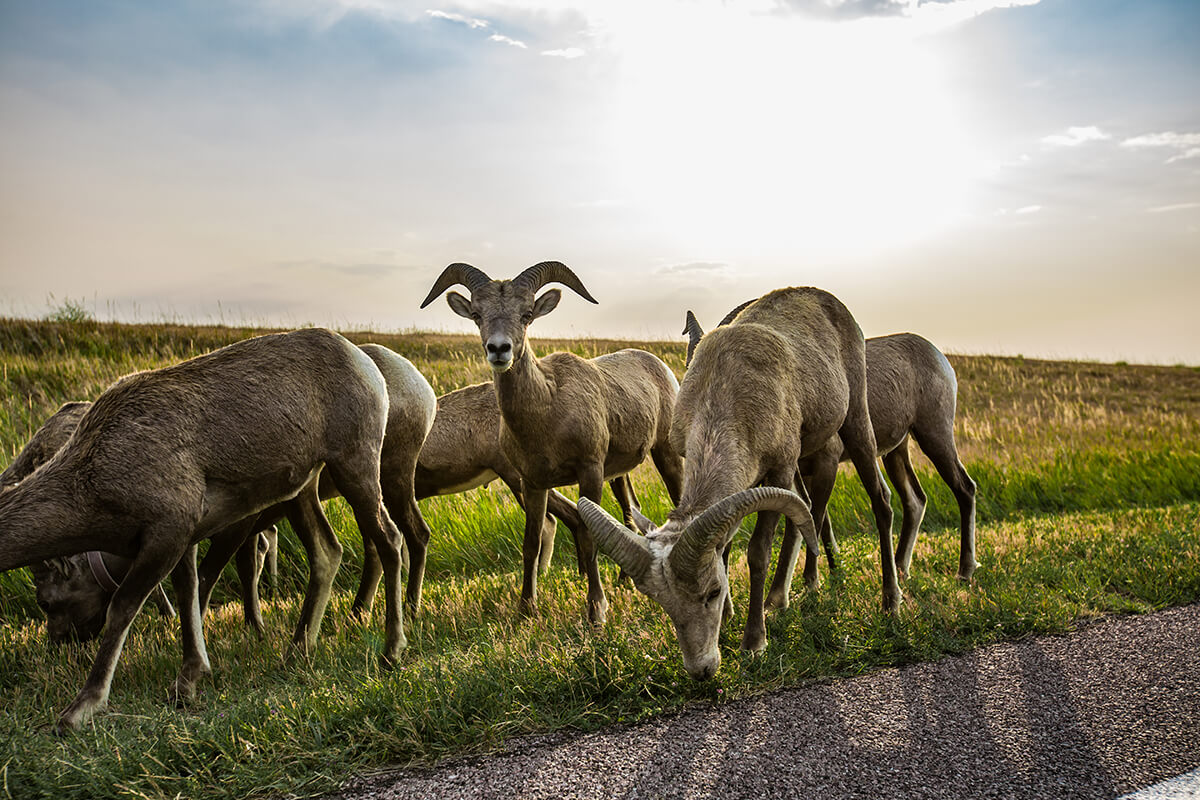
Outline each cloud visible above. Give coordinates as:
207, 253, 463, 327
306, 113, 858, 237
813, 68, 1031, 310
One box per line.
542, 47, 585, 59
490, 33, 528, 48
773, 0, 1041, 23
1041, 126, 1110, 147
425, 10, 488, 29
1121, 131, 1200, 164
654, 261, 732, 277
1146, 202, 1200, 214
774, 0, 909, 19
274, 260, 404, 278
1015, 204, 1042, 214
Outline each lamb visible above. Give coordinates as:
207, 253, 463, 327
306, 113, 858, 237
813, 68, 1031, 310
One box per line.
578, 286, 900, 679
420, 261, 685, 625
684, 307, 979, 590
0, 328, 424, 731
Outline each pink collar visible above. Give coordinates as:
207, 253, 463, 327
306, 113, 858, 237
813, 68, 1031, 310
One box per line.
86, 551, 122, 593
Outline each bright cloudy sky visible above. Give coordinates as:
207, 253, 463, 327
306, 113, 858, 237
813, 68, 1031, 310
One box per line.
0, 0, 1197, 363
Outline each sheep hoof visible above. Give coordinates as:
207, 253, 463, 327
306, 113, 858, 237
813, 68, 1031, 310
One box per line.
764, 590, 789, 611
882, 589, 904, 613
167, 680, 196, 707
587, 597, 608, 628
518, 597, 539, 618
740, 631, 767, 653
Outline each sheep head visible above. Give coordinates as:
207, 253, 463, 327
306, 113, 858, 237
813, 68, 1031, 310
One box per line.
578, 486, 818, 680
28, 555, 111, 644
420, 261, 598, 372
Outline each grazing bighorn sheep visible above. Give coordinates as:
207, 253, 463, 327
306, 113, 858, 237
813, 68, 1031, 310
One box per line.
0, 328, 418, 731
684, 307, 979, 589
579, 286, 900, 680
2, 402, 182, 641
22, 378, 629, 645
421, 261, 684, 624
191, 342, 437, 622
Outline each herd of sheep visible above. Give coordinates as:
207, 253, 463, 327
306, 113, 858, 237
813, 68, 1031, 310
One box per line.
0, 261, 976, 733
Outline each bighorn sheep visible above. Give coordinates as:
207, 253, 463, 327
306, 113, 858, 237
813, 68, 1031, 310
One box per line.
414, 381, 642, 575
2, 402, 184, 641
20, 379, 628, 645
579, 287, 899, 679
421, 261, 685, 624
0, 328, 422, 731
684, 307, 979, 587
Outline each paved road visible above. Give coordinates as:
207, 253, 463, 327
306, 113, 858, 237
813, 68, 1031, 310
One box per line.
328, 604, 1200, 800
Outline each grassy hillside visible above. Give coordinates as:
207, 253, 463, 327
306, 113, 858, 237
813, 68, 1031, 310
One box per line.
1, 317, 1198, 799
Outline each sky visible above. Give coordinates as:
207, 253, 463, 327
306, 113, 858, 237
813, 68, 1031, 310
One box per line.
0, 0, 1197, 364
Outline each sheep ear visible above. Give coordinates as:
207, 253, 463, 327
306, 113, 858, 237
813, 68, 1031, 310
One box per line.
631, 504, 658, 535
446, 291, 475, 320
531, 289, 561, 321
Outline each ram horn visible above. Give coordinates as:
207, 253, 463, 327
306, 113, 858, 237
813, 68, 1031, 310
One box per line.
669, 487, 817, 584
419, 263, 494, 308
512, 261, 598, 304
578, 497, 652, 582
682, 310, 704, 367
717, 298, 757, 328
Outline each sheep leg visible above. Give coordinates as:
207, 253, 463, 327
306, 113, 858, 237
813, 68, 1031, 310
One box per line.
354, 536, 383, 616
196, 515, 260, 618
518, 487, 550, 617
650, 444, 684, 506
262, 525, 279, 596
769, 457, 835, 609
742, 467, 796, 652
610, 477, 636, 528
326, 459, 407, 664
766, 471, 821, 610
720, 541, 734, 623
167, 544, 212, 706
544, 489, 587, 576
577, 466, 609, 627
284, 484, 343, 657
503, 470, 568, 576
56, 530, 192, 733
383, 475, 432, 614
912, 428, 979, 581
233, 531, 267, 634
884, 440, 927, 580
842, 425, 900, 612
609, 476, 636, 586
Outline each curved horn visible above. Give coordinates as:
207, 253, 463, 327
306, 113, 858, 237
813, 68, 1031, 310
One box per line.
420, 263, 493, 308
717, 298, 757, 328
682, 310, 705, 367
578, 497, 652, 581
512, 261, 598, 304
669, 487, 818, 584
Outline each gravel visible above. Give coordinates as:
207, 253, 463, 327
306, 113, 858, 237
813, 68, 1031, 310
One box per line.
325, 604, 1200, 800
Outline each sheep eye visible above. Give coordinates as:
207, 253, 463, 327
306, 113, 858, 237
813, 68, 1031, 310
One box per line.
471, 312, 482, 323
704, 588, 722, 604
520, 313, 533, 325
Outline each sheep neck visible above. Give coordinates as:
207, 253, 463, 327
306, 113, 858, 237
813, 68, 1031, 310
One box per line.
493, 345, 554, 439
0, 470, 94, 571
670, 424, 759, 523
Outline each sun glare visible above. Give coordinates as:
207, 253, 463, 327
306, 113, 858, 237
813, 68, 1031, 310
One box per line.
609, 5, 972, 260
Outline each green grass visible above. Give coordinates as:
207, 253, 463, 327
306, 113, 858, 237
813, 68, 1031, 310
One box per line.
1, 317, 1199, 799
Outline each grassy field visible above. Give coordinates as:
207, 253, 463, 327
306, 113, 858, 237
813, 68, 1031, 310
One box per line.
1, 316, 1199, 799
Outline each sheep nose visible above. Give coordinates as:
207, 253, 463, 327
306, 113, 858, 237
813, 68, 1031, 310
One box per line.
486, 340, 512, 357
